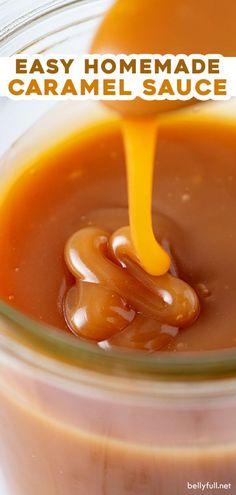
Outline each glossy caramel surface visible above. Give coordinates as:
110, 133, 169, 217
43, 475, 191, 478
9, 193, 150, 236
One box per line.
1, 117, 236, 352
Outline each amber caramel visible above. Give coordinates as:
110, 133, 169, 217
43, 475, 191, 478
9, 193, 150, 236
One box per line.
1, 117, 236, 352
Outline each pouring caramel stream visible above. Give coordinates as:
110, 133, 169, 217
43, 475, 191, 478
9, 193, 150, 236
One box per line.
63, 0, 206, 340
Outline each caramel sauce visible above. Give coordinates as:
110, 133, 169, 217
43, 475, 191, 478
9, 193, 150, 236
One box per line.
91, 0, 236, 111
62, 0, 235, 346
2, 4, 236, 495
59, 0, 209, 341
2, 0, 236, 351
1, 118, 236, 352
64, 225, 198, 348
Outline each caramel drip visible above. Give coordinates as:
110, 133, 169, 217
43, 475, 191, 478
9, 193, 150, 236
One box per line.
123, 118, 170, 276
64, 226, 199, 350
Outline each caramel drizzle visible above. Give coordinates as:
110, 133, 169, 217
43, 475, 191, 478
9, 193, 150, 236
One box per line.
123, 118, 170, 276
64, 226, 199, 349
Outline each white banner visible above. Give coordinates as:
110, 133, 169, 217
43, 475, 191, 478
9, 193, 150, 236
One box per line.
0, 54, 235, 101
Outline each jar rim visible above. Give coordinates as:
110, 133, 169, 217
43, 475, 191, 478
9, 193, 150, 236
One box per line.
0, 0, 111, 55
2, 300, 236, 381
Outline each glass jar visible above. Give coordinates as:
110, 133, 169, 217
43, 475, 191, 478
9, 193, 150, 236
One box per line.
1, 1, 236, 494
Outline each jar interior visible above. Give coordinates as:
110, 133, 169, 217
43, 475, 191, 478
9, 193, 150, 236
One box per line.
1, 0, 236, 381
